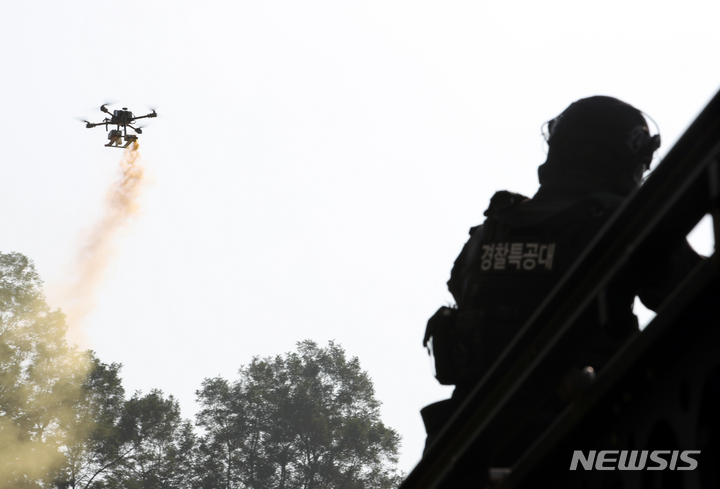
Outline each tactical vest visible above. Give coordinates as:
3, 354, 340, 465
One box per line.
427, 190, 625, 385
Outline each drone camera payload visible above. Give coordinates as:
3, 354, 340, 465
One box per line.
82, 104, 157, 148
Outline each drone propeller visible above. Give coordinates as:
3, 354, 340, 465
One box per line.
75, 117, 95, 128
130, 122, 152, 133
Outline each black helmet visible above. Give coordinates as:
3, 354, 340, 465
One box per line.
546, 95, 660, 162
540, 96, 661, 195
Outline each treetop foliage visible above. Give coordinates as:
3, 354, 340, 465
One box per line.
0, 252, 91, 488
194, 340, 403, 489
1, 253, 403, 488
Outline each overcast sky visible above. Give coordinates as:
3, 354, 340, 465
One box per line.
1, 0, 719, 473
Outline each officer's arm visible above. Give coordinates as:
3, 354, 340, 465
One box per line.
636, 240, 705, 311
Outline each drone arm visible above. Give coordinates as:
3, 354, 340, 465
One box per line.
84, 117, 112, 129
132, 111, 157, 121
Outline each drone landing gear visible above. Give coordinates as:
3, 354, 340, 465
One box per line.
105, 134, 138, 148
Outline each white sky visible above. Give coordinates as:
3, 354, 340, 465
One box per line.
1, 0, 718, 473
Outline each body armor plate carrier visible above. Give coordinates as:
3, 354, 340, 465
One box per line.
425, 190, 625, 385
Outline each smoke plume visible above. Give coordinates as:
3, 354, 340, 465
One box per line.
0, 252, 92, 487
0, 144, 146, 485
61, 141, 146, 344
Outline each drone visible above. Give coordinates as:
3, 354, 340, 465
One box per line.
82, 104, 157, 148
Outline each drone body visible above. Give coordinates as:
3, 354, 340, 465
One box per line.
83, 105, 157, 148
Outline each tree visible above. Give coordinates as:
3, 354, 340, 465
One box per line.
195, 340, 403, 489
101, 390, 195, 489
54, 355, 126, 489
54, 360, 197, 489
0, 252, 194, 489
0, 252, 90, 488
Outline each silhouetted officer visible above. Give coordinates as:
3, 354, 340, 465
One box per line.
421, 96, 702, 472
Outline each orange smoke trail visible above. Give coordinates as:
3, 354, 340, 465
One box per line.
1, 144, 145, 484
62, 141, 145, 345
